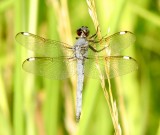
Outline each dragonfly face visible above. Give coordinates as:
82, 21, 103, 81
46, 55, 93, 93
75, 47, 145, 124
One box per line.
76, 26, 90, 37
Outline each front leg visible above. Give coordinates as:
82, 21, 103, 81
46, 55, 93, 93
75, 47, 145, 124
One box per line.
88, 25, 100, 39
89, 44, 107, 52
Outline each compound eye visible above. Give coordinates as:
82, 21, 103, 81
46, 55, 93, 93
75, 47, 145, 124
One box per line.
84, 30, 89, 37
77, 28, 82, 36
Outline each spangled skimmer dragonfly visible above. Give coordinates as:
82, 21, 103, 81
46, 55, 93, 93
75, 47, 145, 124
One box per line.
16, 26, 138, 122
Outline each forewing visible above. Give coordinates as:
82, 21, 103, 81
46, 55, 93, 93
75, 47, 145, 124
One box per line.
22, 57, 76, 79
88, 31, 136, 56
15, 32, 74, 57
84, 56, 138, 79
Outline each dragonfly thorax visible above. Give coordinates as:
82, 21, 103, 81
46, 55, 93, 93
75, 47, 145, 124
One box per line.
74, 38, 88, 60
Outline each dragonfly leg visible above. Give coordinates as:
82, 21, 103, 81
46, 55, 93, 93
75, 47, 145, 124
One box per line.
88, 25, 100, 39
88, 34, 106, 44
88, 44, 107, 52
89, 33, 97, 39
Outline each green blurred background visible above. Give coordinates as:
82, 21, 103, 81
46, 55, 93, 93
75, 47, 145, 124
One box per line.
0, 0, 160, 135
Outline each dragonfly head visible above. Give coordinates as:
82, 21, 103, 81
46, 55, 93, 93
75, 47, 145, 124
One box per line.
76, 26, 90, 37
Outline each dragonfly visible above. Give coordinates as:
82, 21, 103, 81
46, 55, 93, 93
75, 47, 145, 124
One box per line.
15, 26, 138, 122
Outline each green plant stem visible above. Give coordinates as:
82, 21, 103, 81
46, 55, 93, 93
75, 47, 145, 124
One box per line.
13, 0, 24, 135
24, 0, 39, 135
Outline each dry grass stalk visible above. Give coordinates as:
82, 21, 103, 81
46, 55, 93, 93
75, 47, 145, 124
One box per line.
86, 0, 122, 134
46, 0, 77, 134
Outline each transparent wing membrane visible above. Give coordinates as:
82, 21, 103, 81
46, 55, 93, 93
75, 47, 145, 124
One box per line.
84, 56, 138, 79
16, 32, 74, 57
88, 31, 136, 56
22, 57, 76, 79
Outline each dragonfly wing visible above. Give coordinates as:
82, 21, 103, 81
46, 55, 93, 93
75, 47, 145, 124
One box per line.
22, 57, 76, 79
15, 32, 74, 57
89, 31, 136, 56
84, 56, 138, 79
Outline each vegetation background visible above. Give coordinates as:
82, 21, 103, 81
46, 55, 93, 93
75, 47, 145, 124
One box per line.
0, 0, 160, 135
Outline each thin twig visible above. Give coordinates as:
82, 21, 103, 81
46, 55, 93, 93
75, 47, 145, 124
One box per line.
86, 0, 121, 134
48, 0, 76, 134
